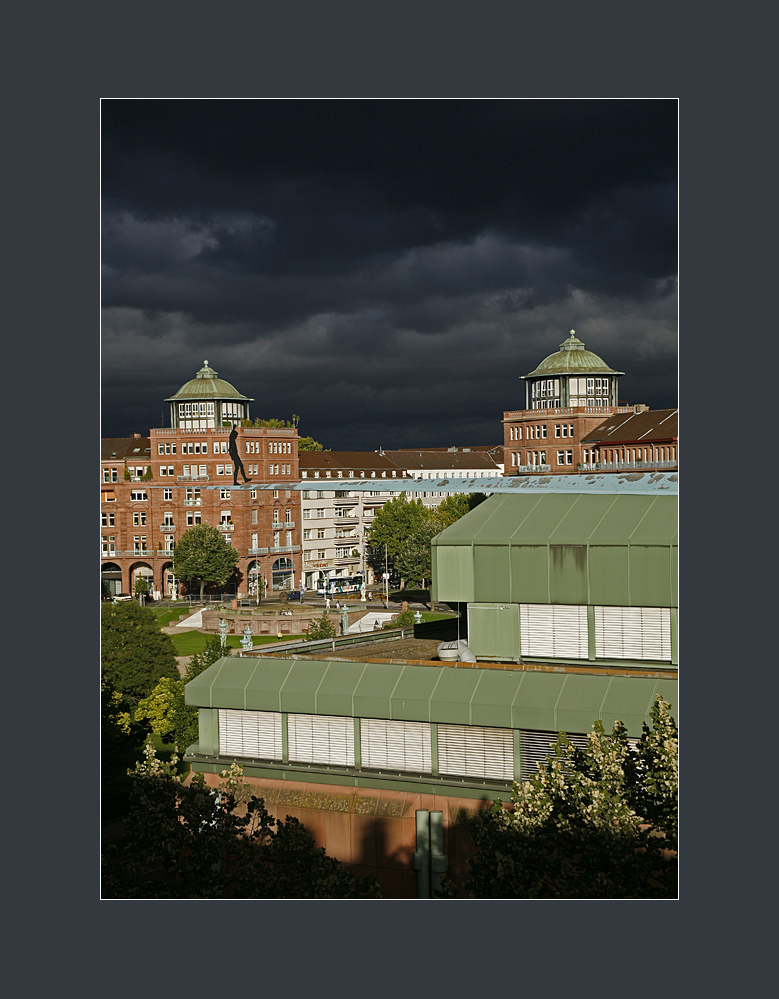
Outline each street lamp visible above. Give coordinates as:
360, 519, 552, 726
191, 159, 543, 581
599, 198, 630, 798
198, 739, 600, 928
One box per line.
218, 618, 228, 651
240, 625, 253, 654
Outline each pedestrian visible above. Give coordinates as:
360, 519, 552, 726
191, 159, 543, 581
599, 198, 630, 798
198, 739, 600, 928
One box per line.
325, 596, 331, 612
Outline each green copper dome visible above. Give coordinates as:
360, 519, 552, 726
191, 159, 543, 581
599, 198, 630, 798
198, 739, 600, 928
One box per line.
165, 360, 254, 402
523, 332, 624, 379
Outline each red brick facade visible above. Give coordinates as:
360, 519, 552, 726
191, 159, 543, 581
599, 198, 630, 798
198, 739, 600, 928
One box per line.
101, 426, 302, 598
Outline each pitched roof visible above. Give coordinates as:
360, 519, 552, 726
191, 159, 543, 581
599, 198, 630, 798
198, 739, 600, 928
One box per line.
298, 450, 407, 473
101, 436, 151, 460
581, 409, 678, 446
384, 449, 503, 472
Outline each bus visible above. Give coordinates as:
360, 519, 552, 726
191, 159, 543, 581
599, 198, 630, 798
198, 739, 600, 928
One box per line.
316, 574, 364, 596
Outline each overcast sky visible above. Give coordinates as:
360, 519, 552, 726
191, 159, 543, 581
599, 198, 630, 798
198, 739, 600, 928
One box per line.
101, 99, 678, 450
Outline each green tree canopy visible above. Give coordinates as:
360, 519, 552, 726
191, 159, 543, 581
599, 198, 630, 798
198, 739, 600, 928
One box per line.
432, 492, 486, 530
366, 493, 430, 579
136, 635, 228, 752
102, 755, 382, 899
298, 436, 326, 451
101, 602, 180, 703
393, 519, 439, 588
444, 696, 678, 899
172, 524, 240, 601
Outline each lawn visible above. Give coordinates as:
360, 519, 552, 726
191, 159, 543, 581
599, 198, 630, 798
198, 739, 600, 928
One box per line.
170, 631, 307, 655
155, 607, 191, 627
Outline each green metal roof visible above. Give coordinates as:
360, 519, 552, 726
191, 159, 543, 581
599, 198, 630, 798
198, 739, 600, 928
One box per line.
185, 656, 677, 737
165, 360, 253, 402
433, 492, 677, 548
522, 332, 624, 379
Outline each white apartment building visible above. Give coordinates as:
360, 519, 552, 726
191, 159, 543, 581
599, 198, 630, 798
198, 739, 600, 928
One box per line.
298, 452, 410, 592
382, 447, 503, 511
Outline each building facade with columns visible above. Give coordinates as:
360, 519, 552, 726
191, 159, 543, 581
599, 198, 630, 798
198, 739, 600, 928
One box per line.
101, 362, 302, 599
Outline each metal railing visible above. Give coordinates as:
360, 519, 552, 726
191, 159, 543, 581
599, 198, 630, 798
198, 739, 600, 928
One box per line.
577, 459, 677, 471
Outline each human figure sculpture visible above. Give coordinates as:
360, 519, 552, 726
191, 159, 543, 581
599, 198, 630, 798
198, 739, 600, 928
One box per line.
228, 423, 251, 486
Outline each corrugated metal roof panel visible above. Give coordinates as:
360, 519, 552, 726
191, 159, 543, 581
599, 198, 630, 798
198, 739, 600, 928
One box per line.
428, 669, 483, 725
389, 668, 444, 722
185, 657, 677, 738
554, 674, 614, 735
313, 660, 368, 716
352, 663, 405, 720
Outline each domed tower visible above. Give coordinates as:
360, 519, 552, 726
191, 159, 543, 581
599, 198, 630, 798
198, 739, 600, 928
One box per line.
521, 331, 624, 410
165, 360, 254, 429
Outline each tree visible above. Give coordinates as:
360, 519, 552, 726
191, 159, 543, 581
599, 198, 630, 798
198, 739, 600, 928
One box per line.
305, 613, 337, 640
366, 493, 430, 581
444, 696, 678, 899
432, 492, 486, 530
393, 519, 439, 588
298, 436, 326, 451
102, 753, 382, 898
136, 635, 228, 752
101, 601, 180, 704
172, 524, 240, 601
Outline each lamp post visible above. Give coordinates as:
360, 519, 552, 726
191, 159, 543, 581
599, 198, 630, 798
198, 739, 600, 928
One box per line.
240, 625, 253, 654
218, 618, 228, 651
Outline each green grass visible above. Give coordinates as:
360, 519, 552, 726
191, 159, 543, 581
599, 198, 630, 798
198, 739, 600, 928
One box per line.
155, 607, 190, 627
169, 631, 307, 655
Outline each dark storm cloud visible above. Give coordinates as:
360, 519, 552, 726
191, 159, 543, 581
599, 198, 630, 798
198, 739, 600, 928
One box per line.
101, 99, 677, 448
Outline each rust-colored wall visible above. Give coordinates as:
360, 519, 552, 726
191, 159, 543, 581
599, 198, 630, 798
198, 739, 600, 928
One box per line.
195, 771, 493, 899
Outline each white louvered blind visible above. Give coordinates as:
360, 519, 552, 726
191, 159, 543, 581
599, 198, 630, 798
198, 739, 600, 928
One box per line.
519, 729, 641, 781
218, 709, 283, 760
520, 603, 589, 659
594, 606, 672, 661
518, 729, 589, 781
287, 713, 355, 766
360, 718, 432, 773
437, 724, 514, 781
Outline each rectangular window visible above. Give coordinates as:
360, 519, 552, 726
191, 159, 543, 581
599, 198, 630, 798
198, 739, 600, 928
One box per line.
163, 488, 172, 500
519, 604, 588, 659
557, 451, 564, 465
225, 464, 233, 475
554, 425, 560, 438
164, 535, 174, 553
304, 529, 312, 540
220, 489, 231, 500
541, 425, 547, 438
287, 714, 354, 767
101, 512, 115, 527
361, 718, 432, 772
303, 509, 311, 520
218, 709, 283, 760
130, 490, 148, 501
216, 464, 224, 475
251, 509, 258, 524
566, 450, 573, 464
438, 724, 514, 781
316, 509, 325, 519
594, 606, 672, 661
183, 465, 190, 477
158, 443, 165, 455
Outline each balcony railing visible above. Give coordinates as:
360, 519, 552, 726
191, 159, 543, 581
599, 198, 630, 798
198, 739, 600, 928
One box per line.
512, 465, 552, 474
248, 547, 270, 555
272, 521, 295, 531
177, 475, 210, 482
159, 524, 176, 531
270, 545, 301, 554
577, 460, 678, 472
218, 522, 235, 531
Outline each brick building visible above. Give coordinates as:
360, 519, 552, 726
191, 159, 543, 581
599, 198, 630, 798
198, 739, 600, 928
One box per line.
100, 362, 302, 599
503, 331, 654, 475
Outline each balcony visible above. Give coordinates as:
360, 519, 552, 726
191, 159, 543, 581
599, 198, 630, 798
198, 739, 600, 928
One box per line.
577, 460, 678, 472
333, 495, 358, 506
159, 524, 176, 531
270, 545, 301, 554
272, 521, 295, 531
512, 464, 552, 474
101, 551, 118, 558
218, 522, 235, 531
248, 547, 270, 555
177, 474, 210, 482
335, 513, 359, 525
